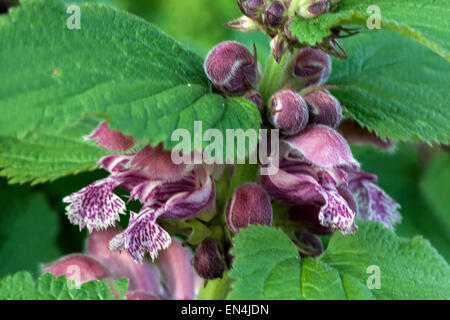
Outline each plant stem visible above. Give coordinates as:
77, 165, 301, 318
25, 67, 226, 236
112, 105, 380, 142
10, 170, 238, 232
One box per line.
287, 0, 301, 16
197, 271, 232, 300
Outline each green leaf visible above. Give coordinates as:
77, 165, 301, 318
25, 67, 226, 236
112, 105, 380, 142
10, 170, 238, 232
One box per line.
329, 30, 450, 144
0, 122, 109, 185
289, 0, 450, 60
0, 0, 261, 156
352, 144, 450, 262
301, 222, 450, 300
0, 181, 62, 278
0, 271, 128, 300
228, 225, 301, 300
420, 151, 450, 232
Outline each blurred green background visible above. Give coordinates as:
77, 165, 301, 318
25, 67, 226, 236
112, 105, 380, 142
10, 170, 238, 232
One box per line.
0, 0, 448, 279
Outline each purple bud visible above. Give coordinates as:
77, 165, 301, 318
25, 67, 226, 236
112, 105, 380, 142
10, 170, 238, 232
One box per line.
298, 0, 329, 19
204, 41, 259, 94
192, 238, 226, 280
287, 205, 333, 235
226, 183, 273, 233
224, 16, 259, 32
293, 47, 331, 88
88, 121, 135, 152
284, 124, 358, 168
237, 0, 266, 19
293, 230, 323, 257
304, 89, 342, 128
263, 1, 285, 27
269, 88, 309, 136
284, 15, 298, 41
242, 90, 264, 114
270, 34, 288, 63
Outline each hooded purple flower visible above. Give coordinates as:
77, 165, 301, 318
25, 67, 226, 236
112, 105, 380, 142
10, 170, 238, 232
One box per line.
63, 123, 215, 263
261, 131, 358, 235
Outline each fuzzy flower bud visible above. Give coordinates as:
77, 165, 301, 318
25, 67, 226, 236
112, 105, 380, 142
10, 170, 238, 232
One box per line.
237, 0, 266, 19
298, 0, 329, 19
270, 34, 288, 63
263, 1, 286, 27
304, 89, 342, 128
243, 90, 264, 114
293, 230, 323, 257
226, 183, 273, 233
293, 47, 331, 88
269, 88, 309, 136
204, 41, 260, 94
193, 238, 226, 280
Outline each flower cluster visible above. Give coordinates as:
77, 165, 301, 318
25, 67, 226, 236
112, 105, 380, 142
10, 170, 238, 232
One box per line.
226, 0, 357, 61
204, 38, 401, 253
63, 122, 215, 263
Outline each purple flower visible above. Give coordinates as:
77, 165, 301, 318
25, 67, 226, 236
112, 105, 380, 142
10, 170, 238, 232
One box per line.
237, 0, 266, 19
298, 0, 329, 19
42, 228, 201, 300
193, 238, 226, 280
303, 89, 342, 128
87, 121, 135, 152
64, 127, 215, 262
263, 1, 286, 27
293, 47, 331, 88
261, 134, 358, 234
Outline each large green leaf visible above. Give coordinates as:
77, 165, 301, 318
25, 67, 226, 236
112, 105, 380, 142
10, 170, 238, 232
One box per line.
289, 0, 450, 60
228, 225, 301, 300
0, 122, 108, 185
302, 222, 450, 300
0, 0, 260, 152
0, 271, 128, 299
0, 181, 62, 278
329, 30, 450, 144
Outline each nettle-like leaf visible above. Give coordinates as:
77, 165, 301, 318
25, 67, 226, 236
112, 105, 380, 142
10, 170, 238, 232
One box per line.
0, 182, 61, 278
0, 122, 109, 184
301, 222, 450, 300
289, 0, 449, 60
228, 225, 301, 300
0, 0, 261, 169
0, 271, 128, 300
329, 30, 450, 144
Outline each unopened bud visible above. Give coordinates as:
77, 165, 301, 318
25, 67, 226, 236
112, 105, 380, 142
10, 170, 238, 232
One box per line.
193, 238, 226, 280
269, 88, 309, 136
293, 47, 331, 88
287, 205, 333, 235
304, 89, 342, 128
293, 230, 323, 257
204, 41, 260, 94
237, 0, 266, 19
263, 1, 286, 27
243, 90, 264, 114
270, 34, 288, 63
298, 0, 329, 19
224, 15, 259, 32
284, 15, 298, 41
226, 183, 273, 233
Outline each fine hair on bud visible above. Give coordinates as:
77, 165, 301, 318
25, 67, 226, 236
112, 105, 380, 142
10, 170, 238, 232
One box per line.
304, 89, 342, 128
269, 88, 309, 136
293, 47, 331, 88
204, 41, 260, 94
192, 238, 226, 280
263, 1, 286, 27
226, 183, 273, 233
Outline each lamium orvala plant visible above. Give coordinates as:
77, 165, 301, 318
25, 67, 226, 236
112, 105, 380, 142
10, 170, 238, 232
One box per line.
0, 0, 448, 300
